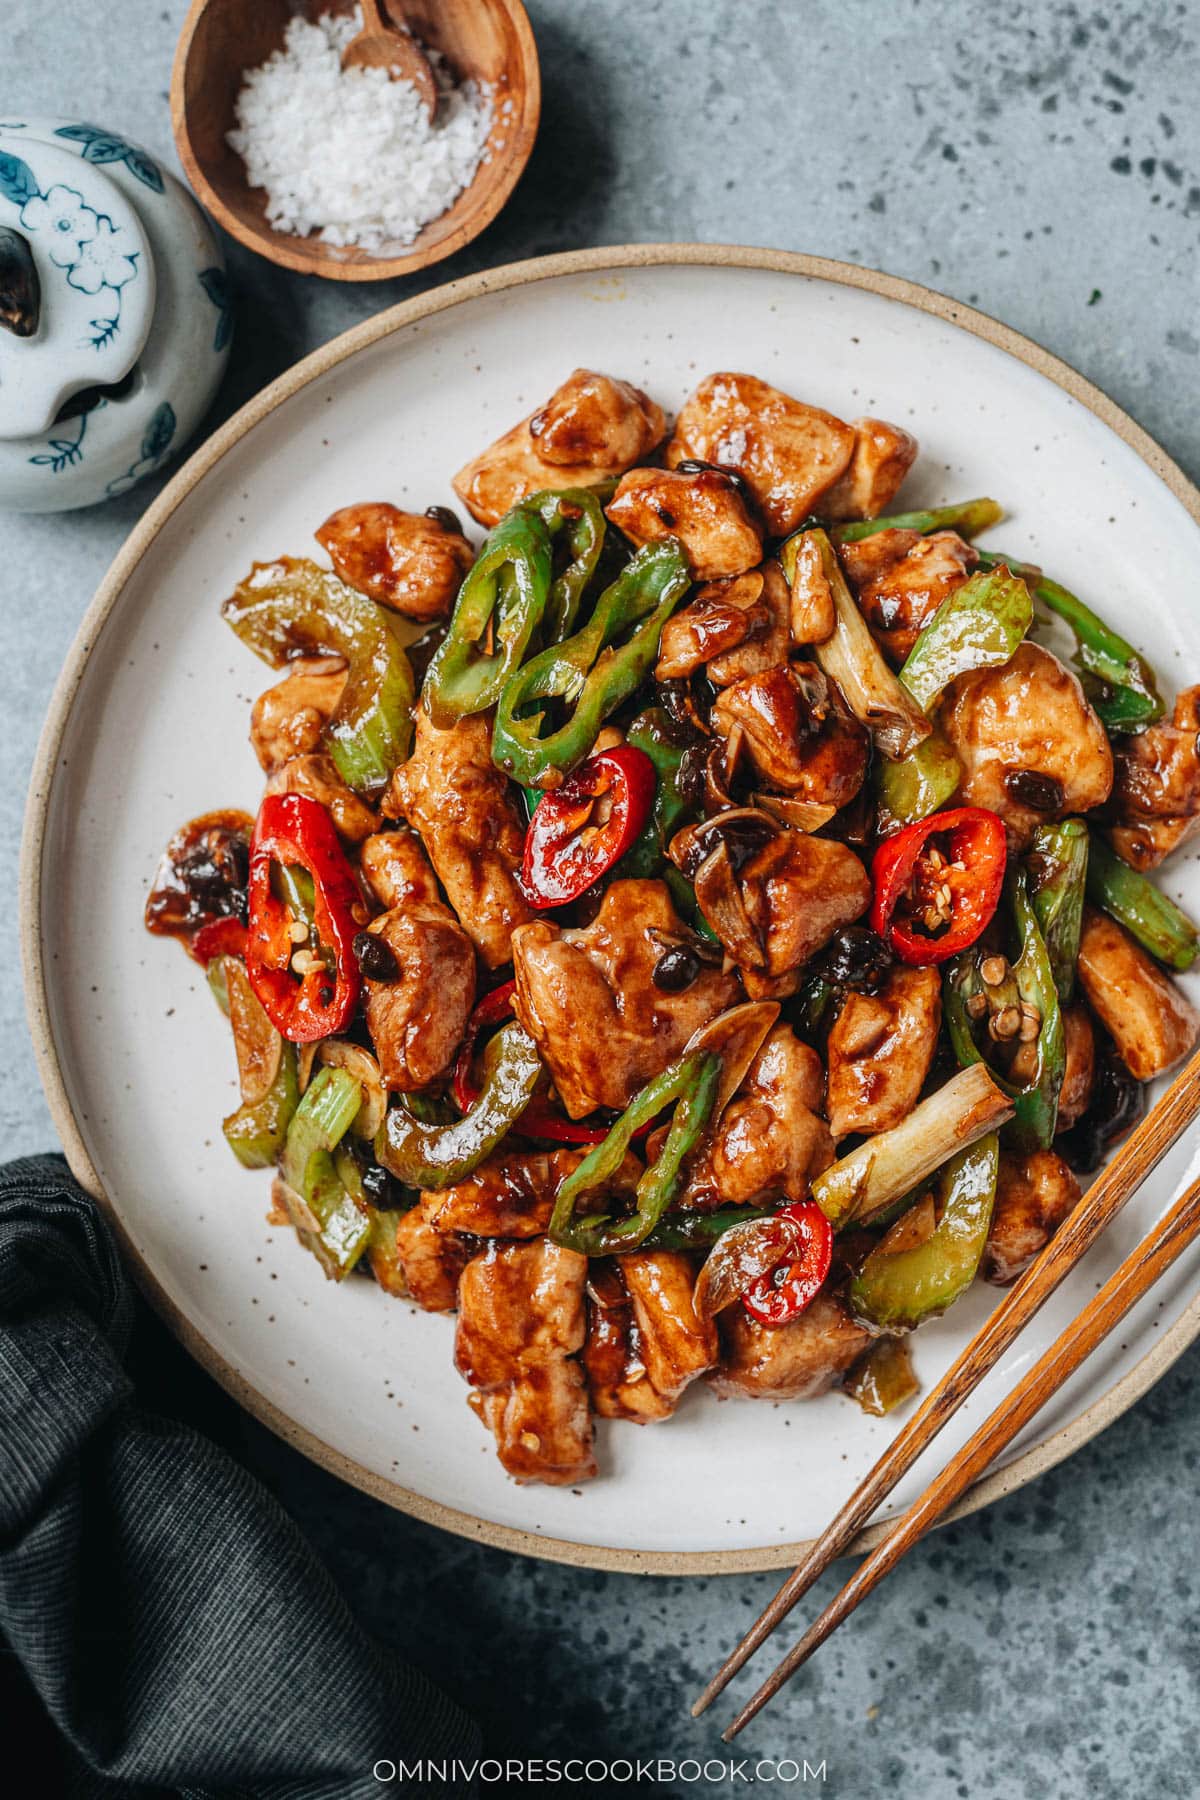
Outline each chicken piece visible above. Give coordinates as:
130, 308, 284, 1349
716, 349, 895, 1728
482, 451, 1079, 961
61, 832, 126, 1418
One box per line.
712, 663, 868, 807
606, 466, 763, 581
452, 368, 665, 527
711, 1292, 872, 1401
855, 531, 979, 666
739, 830, 872, 975
511, 879, 740, 1117
655, 564, 788, 685
622, 1251, 719, 1399
982, 1150, 1081, 1286
939, 642, 1114, 847
666, 372, 856, 536
583, 1263, 675, 1423
387, 707, 534, 968
825, 965, 942, 1139
250, 656, 348, 774
427, 1147, 640, 1240
836, 526, 922, 592
1057, 1004, 1096, 1132
1109, 687, 1200, 871
1076, 907, 1200, 1081
819, 416, 920, 522
315, 502, 473, 621
264, 753, 377, 842
683, 1024, 835, 1208
362, 904, 476, 1092
359, 829, 441, 910
456, 1238, 596, 1485
394, 1200, 475, 1312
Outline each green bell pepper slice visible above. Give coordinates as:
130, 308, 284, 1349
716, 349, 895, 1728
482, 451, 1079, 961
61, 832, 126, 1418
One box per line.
875, 727, 962, 831
221, 557, 415, 797
944, 870, 1066, 1152
423, 505, 554, 727
898, 563, 1033, 713
376, 1020, 542, 1191
1026, 818, 1089, 1002
548, 1049, 721, 1255
844, 1336, 920, 1415
278, 1066, 371, 1278
975, 549, 1164, 732
1086, 834, 1199, 971
223, 1040, 300, 1169
849, 1135, 1000, 1330
492, 539, 692, 789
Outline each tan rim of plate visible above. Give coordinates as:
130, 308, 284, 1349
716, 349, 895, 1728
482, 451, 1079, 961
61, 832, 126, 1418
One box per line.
20, 244, 1200, 1575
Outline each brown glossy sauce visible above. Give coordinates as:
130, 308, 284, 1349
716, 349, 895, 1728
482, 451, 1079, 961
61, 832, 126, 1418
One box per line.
144, 808, 253, 945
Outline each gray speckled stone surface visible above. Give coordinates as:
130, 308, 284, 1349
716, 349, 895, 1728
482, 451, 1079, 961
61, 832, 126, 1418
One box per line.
5, 1, 1200, 1793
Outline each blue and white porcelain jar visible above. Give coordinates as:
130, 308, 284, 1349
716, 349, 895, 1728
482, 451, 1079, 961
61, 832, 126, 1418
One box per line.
0, 118, 231, 511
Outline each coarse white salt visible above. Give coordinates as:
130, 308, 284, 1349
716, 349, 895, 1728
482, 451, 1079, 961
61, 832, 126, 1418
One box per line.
227, 7, 494, 253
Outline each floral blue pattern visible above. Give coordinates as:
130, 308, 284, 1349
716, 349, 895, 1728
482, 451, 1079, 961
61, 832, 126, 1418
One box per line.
0, 149, 143, 350
53, 122, 164, 194
27, 405, 91, 473
105, 401, 176, 497
198, 267, 234, 354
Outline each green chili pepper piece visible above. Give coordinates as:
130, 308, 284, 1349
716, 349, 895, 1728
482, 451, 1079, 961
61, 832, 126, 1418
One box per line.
1086, 834, 1200, 971
621, 706, 699, 878
662, 867, 721, 943
423, 506, 555, 727
221, 557, 415, 797
492, 539, 692, 789
223, 1039, 300, 1169
975, 550, 1164, 732
524, 486, 611, 641
376, 1021, 542, 1190
898, 563, 1033, 713
832, 498, 1004, 544
875, 728, 962, 831
1026, 819, 1089, 1001
944, 871, 1065, 1151
640, 1205, 775, 1252
845, 1336, 920, 1415
849, 1135, 1000, 1331
548, 1050, 721, 1255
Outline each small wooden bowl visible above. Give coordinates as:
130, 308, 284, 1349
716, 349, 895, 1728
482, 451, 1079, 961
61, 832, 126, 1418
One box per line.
171, 0, 540, 281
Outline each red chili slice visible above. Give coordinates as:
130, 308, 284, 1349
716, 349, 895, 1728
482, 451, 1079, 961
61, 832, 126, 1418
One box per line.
190, 917, 248, 966
869, 806, 1007, 966
741, 1200, 834, 1326
520, 746, 655, 909
245, 792, 362, 1043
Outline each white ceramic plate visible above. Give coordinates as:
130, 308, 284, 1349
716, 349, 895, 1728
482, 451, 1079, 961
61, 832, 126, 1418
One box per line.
22, 246, 1200, 1573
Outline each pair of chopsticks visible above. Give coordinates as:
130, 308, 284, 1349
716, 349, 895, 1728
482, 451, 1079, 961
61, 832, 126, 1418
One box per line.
695, 1043, 1200, 1739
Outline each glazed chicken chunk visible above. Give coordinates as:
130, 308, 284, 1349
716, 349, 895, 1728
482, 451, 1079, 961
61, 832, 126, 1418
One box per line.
1109, 686, 1200, 871
1076, 907, 1200, 1081
939, 642, 1114, 846
825, 965, 942, 1139
818, 417, 919, 521
427, 1147, 640, 1240
361, 902, 476, 1092
511, 879, 740, 1117
455, 1238, 595, 1485
584, 1252, 718, 1424
453, 368, 665, 527
850, 530, 979, 666
358, 828, 442, 910
387, 707, 534, 968
249, 655, 348, 774
666, 372, 857, 536
1057, 1004, 1096, 1132
738, 828, 873, 976
316, 502, 473, 622
982, 1150, 1081, 1286
711, 1292, 872, 1401
606, 465, 763, 581
712, 663, 868, 809
682, 1024, 835, 1208
655, 564, 789, 686
392, 1200, 476, 1313
264, 753, 377, 842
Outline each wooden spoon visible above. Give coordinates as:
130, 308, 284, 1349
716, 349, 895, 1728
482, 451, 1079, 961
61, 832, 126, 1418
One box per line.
340, 0, 438, 120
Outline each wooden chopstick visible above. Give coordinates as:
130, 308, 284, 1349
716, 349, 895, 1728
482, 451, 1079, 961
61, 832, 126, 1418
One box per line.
721, 1165, 1200, 1739
693, 1042, 1200, 1720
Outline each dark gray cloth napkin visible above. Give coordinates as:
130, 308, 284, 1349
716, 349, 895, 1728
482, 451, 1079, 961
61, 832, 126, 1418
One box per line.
0, 1154, 479, 1799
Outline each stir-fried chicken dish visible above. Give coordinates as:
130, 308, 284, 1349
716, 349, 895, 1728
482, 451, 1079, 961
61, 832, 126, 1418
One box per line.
146, 366, 1200, 1484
